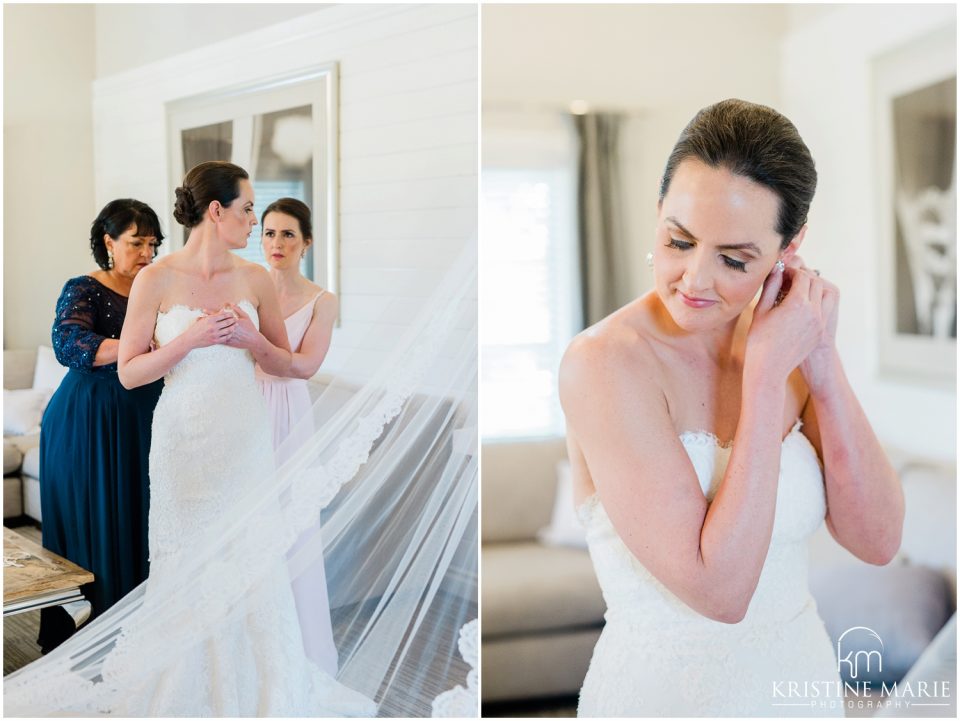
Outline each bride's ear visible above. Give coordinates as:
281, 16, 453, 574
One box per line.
780, 224, 807, 263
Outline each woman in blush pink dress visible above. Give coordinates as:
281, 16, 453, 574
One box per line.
254, 197, 339, 676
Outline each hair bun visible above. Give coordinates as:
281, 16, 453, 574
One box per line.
173, 185, 202, 228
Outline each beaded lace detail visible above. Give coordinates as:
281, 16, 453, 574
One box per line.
577, 421, 843, 717
51, 276, 126, 373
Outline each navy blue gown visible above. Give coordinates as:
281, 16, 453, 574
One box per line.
38, 275, 163, 652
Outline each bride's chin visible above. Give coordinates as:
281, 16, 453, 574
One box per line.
663, 302, 731, 334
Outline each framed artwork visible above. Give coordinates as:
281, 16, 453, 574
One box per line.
166, 64, 339, 294
874, 28, 956, 384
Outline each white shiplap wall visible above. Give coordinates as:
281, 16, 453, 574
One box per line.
92, 3, 477, 378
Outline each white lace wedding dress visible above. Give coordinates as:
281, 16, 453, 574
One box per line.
113, 301, 376, 717
577, 421, 844, 717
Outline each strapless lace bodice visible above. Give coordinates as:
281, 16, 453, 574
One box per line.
577, 421, 844, 717
578, 420, 825, 627
154, 301, 261, 388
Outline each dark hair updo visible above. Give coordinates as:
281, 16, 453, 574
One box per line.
261, 197, 313, 243
173, 161, 249, 229
90, 199, 165, 270
659, 99, 817, 248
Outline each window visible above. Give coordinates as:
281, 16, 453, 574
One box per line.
481, 116, 580, 439
167, 67, 338, 292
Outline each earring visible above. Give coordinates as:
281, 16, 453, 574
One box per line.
774, 259, 785, 273
107, 249, 114, 270
300, 249, 306, 259
646, 252, 654, 268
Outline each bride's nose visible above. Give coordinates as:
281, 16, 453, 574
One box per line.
682, 250, 713, 292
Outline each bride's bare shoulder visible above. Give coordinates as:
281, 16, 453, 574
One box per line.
560, 295, 663, 400
131, 257, 176, 290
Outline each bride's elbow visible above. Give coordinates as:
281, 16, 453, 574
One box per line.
699, 597, 749, 625
686, 578, 754, 624
117, 362, 138, 390
858, 531, 902, 566
675, 588, 750, 624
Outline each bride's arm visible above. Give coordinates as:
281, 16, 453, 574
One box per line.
789, 257, 903, 565
561, 334, 787, 623
560, 270, 823, 624
118, 265, 238, 389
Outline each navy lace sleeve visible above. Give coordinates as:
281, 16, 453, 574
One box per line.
51, 276, 127, 373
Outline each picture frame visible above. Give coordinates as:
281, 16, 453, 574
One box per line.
874, 28, 956, 384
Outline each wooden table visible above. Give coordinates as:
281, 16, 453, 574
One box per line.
3, 527, 93, 617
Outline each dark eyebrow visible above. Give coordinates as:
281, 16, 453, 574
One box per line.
665, 216, 762, 256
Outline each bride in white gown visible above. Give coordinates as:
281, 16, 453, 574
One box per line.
560, 99, 905, 717
3, 160, 477, 717
114, 160, 374, 716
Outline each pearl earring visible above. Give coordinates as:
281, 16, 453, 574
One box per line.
646, 252, 654, 268
107, 249, 114, 269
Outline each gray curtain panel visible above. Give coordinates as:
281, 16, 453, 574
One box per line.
574, 112, 631, 328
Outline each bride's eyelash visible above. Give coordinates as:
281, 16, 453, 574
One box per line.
722, 256, 748, 273
666, 237, 748, 273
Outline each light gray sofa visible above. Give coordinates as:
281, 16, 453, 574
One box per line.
481, 438, 604, 703
4, 348, 42, 521
481, 435, 957, 710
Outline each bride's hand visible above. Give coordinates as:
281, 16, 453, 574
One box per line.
221, 304, 262, 351
183, 310, 237, 349
791, 257, 841, 394
745, 258, 828, 382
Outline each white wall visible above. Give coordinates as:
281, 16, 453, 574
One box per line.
94, 4, 325, 78
3, 4, 97, 350
781, 3, 957, 462
482, 3, 788, 299
87, 3, 476, 378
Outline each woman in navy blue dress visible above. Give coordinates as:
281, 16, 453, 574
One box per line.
38, 199, 165, 652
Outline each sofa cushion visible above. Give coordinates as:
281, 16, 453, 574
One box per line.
810, 562, 953, 684
482, 541, 605, 637
482, 628, 601, 702
4, 438, 23, 475
21, 444, 40, 480
4, 475, 23, 518
23, 474, 41, 522
482, 438, 568, 543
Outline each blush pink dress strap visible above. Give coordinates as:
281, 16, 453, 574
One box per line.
254, 291, 338, 676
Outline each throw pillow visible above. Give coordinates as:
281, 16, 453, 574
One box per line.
3, 388, 51, 436
810, 562, 953, 684
32, 345, 67, 391
537, 459, 588, 549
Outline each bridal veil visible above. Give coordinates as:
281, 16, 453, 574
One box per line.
3, 241, 478, 717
